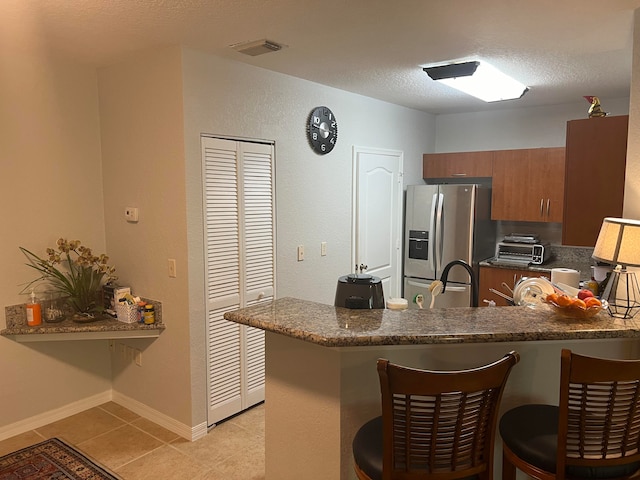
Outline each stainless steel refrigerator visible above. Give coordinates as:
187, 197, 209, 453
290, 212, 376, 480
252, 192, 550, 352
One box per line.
403, 184, 495, 308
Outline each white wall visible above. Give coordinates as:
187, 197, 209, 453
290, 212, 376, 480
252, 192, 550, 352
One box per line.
98, 46, 194, 428
0, 47, 111, 431
182, 48, 434, 307
625, 9, 640, 219
434, 97, 630, 152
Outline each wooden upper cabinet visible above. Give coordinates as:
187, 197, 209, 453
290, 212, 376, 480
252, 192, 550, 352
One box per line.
423, 151, 493, 179
491, 147, 566, 222
562, 115, 628, 247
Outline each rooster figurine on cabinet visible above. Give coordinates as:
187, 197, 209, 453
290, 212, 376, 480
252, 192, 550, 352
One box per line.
583, 96, 608, 118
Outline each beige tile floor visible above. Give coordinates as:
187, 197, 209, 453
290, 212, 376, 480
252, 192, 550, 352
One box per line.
0, 401, 265, 479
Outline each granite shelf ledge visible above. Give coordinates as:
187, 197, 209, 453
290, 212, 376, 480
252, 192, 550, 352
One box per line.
1, 301, 165, 342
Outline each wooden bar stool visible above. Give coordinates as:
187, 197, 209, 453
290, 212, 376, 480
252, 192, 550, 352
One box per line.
500, 349, 640, 480
352, 351, 520, 480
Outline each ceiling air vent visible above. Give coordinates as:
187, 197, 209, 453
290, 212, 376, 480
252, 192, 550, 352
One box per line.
230, 39, 285, 56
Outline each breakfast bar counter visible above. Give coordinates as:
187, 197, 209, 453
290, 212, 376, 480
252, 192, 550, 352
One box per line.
224, 297, 640, 346
224, 298, 640, 480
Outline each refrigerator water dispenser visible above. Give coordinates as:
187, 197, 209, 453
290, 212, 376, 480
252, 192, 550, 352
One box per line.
408, 230, 429, 260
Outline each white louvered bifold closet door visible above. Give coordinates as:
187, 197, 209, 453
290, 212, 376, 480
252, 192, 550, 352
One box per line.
202, 137, 274, 426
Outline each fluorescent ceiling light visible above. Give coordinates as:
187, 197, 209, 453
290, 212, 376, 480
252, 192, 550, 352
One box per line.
423, 61, 529, 102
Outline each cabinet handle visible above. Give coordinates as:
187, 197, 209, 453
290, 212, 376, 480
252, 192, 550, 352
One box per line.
452, 173, 467, 176
546, 199, 550, 217
540, 198, 544, 217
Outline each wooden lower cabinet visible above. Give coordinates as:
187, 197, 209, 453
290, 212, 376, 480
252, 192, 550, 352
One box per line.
479, 266, 548, 306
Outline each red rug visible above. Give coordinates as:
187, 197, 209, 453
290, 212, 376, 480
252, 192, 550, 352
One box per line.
0, 437, 121, 479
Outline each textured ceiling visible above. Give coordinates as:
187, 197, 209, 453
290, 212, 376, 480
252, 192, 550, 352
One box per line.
2, 0, 640, 114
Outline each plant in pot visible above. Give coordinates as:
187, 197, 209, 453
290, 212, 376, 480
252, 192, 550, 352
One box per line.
20, 238, 117, 320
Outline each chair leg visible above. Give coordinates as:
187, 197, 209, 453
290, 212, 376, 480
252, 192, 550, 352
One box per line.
502, 450, 517, 480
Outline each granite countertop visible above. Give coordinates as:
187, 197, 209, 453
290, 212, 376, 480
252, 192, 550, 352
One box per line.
1, 301, 165, 341
223, 297, 640, 348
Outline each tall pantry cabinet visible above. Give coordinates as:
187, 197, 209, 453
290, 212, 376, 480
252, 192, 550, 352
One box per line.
201, 136, 275, 426
562, 115, 628, 247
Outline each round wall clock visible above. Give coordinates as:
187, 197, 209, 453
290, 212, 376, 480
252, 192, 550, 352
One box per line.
307, 106, 338, 154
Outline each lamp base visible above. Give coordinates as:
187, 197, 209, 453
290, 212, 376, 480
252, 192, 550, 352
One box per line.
601, 267, 640, 319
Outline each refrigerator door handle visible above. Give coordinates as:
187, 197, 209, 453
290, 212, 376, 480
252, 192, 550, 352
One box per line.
407, 279, 432, 288
440, 285, 467, 292
435, 192, 444, 273
429, 193, 439, 274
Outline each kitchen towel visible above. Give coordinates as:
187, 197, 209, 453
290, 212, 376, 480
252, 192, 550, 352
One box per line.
551, 268, 581, 289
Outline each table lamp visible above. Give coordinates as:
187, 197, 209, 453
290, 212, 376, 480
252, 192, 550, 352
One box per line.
592, 217, 640, 319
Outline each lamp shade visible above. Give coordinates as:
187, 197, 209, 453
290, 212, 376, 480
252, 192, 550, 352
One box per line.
592, 217, 640, 267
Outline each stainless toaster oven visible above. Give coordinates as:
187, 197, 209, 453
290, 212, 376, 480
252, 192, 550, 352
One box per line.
494, 242, 549, 265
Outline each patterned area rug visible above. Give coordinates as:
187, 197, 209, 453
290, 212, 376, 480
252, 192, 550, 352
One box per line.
0, 437, 121, 479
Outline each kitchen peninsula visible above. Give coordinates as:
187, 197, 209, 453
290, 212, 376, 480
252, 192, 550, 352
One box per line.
224, 297, 640, 480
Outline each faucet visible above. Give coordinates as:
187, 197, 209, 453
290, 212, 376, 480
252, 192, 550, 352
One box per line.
439, 260, 479, 307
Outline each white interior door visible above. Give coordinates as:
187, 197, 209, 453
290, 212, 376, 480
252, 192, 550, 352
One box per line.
353, 147, 403, 299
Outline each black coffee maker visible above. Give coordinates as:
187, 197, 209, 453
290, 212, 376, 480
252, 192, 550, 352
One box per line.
334, 273, 385, 309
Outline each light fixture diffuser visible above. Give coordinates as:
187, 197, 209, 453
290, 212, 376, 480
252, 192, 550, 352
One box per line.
423, 61, 528, 102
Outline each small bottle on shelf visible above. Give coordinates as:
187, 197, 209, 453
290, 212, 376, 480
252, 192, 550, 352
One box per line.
26, 290, 42, 327
143, 304, 155, 324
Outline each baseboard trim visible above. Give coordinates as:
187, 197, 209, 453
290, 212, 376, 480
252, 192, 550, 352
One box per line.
112, 391, 207, 441
0, 390, 112, 442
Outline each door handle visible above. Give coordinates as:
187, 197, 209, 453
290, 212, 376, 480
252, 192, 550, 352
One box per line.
429, 193, 438, 273
435, 193, 444, 272
442, 285, 467, 292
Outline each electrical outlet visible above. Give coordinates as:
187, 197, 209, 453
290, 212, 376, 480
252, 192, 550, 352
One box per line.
124, 207, 139, 222
135, 349, 142, 367
297, 245, 304, 261
321, 242, 327, 256
168, 259, 177, 278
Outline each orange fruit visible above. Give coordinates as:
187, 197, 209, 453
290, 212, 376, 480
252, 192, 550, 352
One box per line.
585, 297, 602, 308
546, 293, 558, 304
571, 298, 587, 310
555, 295, 572, 307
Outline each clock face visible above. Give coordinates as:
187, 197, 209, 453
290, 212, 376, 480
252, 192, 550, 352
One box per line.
307, 106, 338, 154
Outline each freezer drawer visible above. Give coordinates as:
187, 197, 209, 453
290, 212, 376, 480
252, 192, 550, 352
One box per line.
404, 278, 472, 309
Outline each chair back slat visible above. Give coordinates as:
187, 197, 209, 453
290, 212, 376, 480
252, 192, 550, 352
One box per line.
379, 352, 519, 480
558, 349, 640, 473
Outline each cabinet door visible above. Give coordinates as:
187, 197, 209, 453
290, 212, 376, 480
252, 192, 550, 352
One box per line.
479, 266, 545, 306
491, 148, 565, 222
423, 151, 493, 179
563, 116, 628, 247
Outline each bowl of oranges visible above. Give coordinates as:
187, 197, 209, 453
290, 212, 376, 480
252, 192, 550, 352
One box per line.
544, 290, 607, 319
